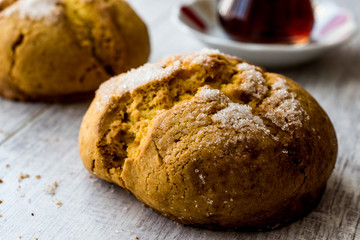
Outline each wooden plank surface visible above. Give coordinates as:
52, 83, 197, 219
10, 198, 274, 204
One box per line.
0, 0, 360, 239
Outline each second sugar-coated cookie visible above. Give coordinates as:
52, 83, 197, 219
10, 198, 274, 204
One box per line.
0, 0, 150, 101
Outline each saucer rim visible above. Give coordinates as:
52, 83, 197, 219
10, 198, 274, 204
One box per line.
172, 0, 357, 53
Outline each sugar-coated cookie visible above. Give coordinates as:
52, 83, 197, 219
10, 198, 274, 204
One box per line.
79, 49, 337, 230
0, 0, 150, 101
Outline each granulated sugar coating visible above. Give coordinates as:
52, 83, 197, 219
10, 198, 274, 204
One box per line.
96, 61, 182, 111
195, 86, 269, 135
236, 62, 267, 99
2, 0, 61, 24
80, 49, 337, 231
262, 77, 309, 132
212, 102, 269, 134
194, 87, 229, 104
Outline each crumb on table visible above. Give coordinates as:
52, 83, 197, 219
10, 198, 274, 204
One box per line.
56, 201, 63, 206
0, 179, 3, 183
5, 164, 10, 168
19, 173, 30, 181
45, 181, 58, 195
35, 175, 41, 179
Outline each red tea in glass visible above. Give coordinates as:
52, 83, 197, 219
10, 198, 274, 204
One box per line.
218, 0, 314, 44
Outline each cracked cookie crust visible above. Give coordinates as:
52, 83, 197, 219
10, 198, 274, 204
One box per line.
0, 0, 150, 101
79, 49, 337, 230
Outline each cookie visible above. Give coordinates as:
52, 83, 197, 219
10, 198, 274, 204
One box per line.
0, 0, 150, 101
79, 49, 337, 230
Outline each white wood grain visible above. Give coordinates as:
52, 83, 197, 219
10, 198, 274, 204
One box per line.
0, 0, 360, 239
0, 98, 49, 143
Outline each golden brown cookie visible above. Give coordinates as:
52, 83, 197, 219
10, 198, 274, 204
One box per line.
79, 49, 337, 230
0, 0, 150, 101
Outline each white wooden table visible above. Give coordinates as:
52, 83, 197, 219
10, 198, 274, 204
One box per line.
0, 0, 359, 239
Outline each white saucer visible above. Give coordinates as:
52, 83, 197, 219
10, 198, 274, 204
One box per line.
172, 0, 357, 68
